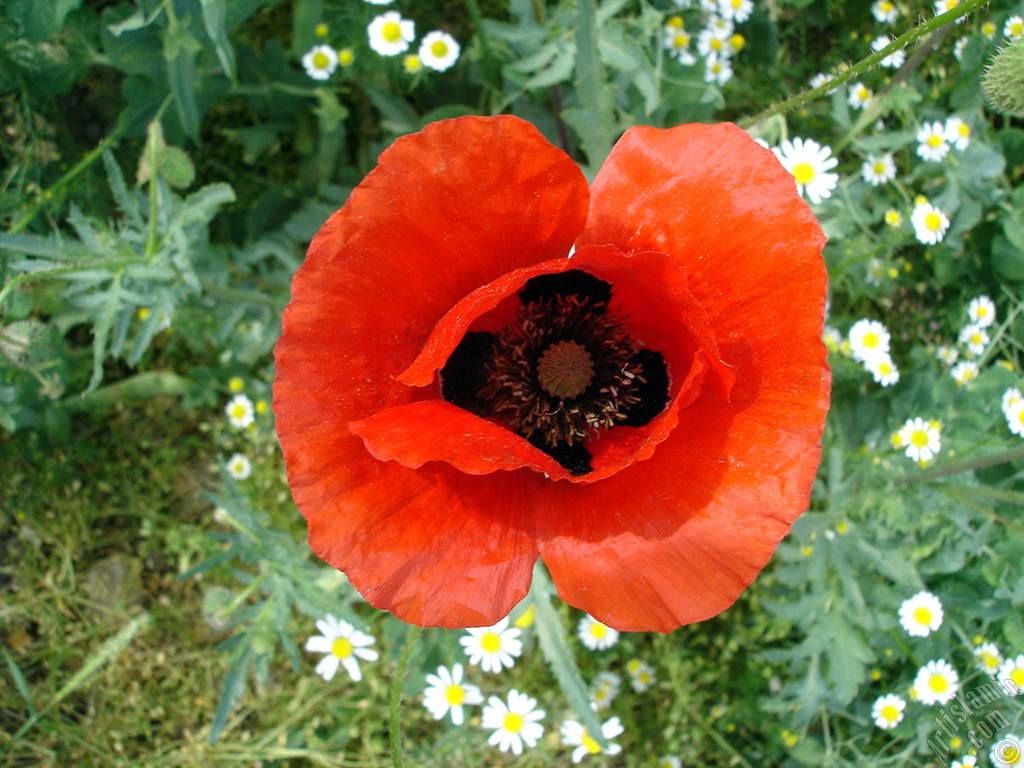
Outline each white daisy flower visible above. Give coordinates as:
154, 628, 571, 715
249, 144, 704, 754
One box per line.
945, 116, 971, 150
936, 344, 959, 365
1007, 400, 1024, 437
364, 0, 394, 4
626, 658, 656, 692
872, 0, 899, 23
897, 418, 941, 463
911, 201, 949, 245
848, 81, 873, 109
560, 716, 625, 763
861, 153, 896, 186
665, 27, 696, 64
590, 671, 621, 710
848, 318, 891, 363
823, 325, 842, 353
871, 36, 906, 68
953, 754, 979, 768
1005, 15, 1024, 39
775, 137, 839, 204
999, 655, 1024, 693
481, 689, 545, 754
698, 26, 733, 59
578, 615, 619, 651
973, 642, 1003, 676
460, 617, 523, 673
1003, 387, 1023, 416
898, 591, 943, 636
422, 663, 483, 725
367, 11, 414, 57
871, 693, 906, 729
866, 354, 900, 386
302, 44, 338, 81
226, 452, 252, 480
703, 55, 733, 86
967, 295, 996, 327
990, 734, 1024, 768
809, 71, 834, 91
959, 323, 989, 356
304, 614, 379, 682
983, 20, 998, 38
226, 393, 255, 429
718, 0, 753, 24
913, 659, 959, 705
916, 121, 951, 161
934, 0, 965, 21
950, 360, 979, 386
419, 30, 460, 72
658, 758, 683, 768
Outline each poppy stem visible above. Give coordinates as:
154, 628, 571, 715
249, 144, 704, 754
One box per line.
739, 0, 988, 131
388, 624, 422, 768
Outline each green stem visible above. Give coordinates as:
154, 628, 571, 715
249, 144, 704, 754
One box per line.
895, 445, 1024, 486
388, 625, 422, 768
739, 0, 988, 130
9, 142, 110, 235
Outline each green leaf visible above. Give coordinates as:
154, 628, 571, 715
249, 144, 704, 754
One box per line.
598, 23, 659, 114
102, 145, 142, 226
87, 272, 122, 392
530, 563, 607, 750
2, 642, 36, 719
570, 0, 615, 169
8, 0, 83, 43
201, 0, 238, 84
209, 636, 254, 745
164, 26, 202, 141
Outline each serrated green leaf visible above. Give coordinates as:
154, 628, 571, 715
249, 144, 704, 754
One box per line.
598, 25, 659, 114
530, 563, 607, 750
87, 272, 122, 392
102, 145, 143, 226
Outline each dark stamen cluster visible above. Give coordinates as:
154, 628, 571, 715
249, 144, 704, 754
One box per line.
478, 294, 645, 448
440, 270, 670, 476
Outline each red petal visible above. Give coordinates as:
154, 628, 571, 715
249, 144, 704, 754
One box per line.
539, 123, 830, 631
275, 116, 586, 626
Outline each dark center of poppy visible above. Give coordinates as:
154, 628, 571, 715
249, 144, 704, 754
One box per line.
440, 270, 670, 476
536, 340, 594, 399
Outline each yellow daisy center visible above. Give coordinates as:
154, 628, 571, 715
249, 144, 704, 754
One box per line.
673, 33, 689, 47
312, 51, 330, 69
959, 123, 970, 137
792, 162, 816, 186
1013, 22, 1024, 36
710, 38, 723, 51
503, 712, 525, 733
913, 605, 933, 623
667, 15, 684, 30
582, 730, 602, 754
730, 34, 745, 51
382, 21, 402, 43
982, 653, 999, 668
444, 684, 465, 705
590, 623, 608, 639
928, 673, 949, 693
862, 331, 879, 349
732, 0, 742, 8
1011, 668, 1024, 687
925, 212, 942, 231
881, 1, 893, 10
927, 134, 943, 148
430, 40, 449, 58
481, 632, 501, 653
873, 162, 886, 174
331, 637, 353, 659
910, 431, 930, 449
879, 361, 893, 375
339, 49, 355, 66
231, 404, 248, 418
881, 704, 899, 721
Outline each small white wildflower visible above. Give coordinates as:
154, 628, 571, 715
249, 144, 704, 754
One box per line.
367, 11, 414, 56
225, 452, 251, 480
950, 360, 979, 386
460, 617, 523, 673
871, 35, 906, 68
897, 418, 941, 463
861, 153, 896, 186
419, 30, 460, 72
225, 393, 255, 429
481, 689, 545, 754
578, 615, 619, 651
560, 716, 625, 763
848, 318, 891, 363
967, 295, 996, 327
913, 659, 960, 705
973, 642, 1003, 676
898, 591, 943, 636
848, 81, 873, 109
866, 354, 900, 387
872, 0, 898, 23
422, 663, 483, 725
959, 323, 989, 356
1005, 15, 1024, 39
775, 137, 839, 204
916, 121, 951, 161
911, 201, 949, 245
945, 116, 971, 150
304, 615, 379, 682
871, 693, 906, 729
302, 44, 339, 80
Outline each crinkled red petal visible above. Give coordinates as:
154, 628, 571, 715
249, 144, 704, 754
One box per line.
537, 122, 830, 631
274, 116, 586, 626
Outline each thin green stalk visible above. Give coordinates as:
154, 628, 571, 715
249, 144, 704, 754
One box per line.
739, 0, 988, 130
388, 625, 422, 768
896, 445, 1024, 486
9, 143, 108, 235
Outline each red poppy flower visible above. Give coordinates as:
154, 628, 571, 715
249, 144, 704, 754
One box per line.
274, 116, 829, 632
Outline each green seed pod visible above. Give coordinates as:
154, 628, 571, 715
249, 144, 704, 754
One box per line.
983, 35, 1024, 119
